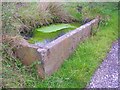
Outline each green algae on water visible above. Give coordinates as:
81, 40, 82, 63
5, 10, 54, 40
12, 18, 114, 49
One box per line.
36, 24, 76, 33
28, 23, 80, 44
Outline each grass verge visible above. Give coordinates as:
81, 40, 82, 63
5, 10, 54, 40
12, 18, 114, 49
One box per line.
2, 10, 118, 88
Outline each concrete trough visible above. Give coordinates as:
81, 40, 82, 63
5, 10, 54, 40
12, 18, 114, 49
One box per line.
6, 17, 100, 79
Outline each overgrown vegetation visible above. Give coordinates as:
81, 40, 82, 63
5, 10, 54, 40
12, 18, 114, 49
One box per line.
2, 2, 118, 88
2, 2, 74, 37
2, 2, 118, 36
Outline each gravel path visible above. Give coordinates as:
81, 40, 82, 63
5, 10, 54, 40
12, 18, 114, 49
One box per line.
87, 40, 119, 88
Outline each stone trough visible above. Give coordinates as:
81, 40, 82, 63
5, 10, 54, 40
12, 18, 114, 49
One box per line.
5, 17, 100, 79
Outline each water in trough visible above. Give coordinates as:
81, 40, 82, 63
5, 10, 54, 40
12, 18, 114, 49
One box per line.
28, 23, 80, 47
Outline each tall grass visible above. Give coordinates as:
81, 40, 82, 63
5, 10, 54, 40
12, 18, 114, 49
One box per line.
2, 2, 74, 37
64, 2, 118, 24
2, 2, 17, 36
2, 2, 118, 37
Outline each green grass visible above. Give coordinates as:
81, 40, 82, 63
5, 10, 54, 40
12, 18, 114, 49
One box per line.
2, 9, 118, 88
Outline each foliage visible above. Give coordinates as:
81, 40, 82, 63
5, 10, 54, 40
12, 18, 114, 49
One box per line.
64, 2, 118, 25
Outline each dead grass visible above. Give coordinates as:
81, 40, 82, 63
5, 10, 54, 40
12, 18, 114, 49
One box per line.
2, 2, 74, 37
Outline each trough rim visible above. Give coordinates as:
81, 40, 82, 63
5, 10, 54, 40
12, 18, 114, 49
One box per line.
29, 17, 99, 50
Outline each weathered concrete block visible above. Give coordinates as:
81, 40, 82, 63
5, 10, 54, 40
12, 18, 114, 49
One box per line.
5, 17, 100, 79
42, 23, 92, 76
